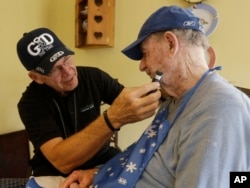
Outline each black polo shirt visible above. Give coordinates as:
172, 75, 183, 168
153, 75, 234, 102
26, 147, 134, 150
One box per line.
18, 66, 124, 176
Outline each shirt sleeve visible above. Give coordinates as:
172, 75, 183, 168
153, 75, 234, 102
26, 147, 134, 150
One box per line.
18, 85, 63, 151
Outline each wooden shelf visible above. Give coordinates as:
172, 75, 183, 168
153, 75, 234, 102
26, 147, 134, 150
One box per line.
75, 0, 115, 48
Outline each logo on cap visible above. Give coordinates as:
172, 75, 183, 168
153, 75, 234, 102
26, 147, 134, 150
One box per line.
27, 33, 54, 57
50, 51, 64, 62
35, 66, 45, 74
183, 21, 196, 27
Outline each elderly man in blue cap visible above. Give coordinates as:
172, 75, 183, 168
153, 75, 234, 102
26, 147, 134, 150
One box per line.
60, 5, 250, 188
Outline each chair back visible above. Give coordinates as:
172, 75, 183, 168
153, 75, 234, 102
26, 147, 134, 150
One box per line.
0, 130, 31, 178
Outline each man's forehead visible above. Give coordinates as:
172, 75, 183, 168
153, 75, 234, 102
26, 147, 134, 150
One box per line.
140, 35, 157, 49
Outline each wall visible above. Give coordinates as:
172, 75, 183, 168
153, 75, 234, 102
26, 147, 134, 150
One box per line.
0, 0, 250, 150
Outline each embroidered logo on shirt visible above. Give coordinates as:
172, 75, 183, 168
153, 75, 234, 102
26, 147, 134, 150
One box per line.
81, 104, 94, 112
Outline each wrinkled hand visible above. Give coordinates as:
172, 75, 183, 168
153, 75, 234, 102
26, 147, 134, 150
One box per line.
108, 82, 161, 129
59, 168, 97, 188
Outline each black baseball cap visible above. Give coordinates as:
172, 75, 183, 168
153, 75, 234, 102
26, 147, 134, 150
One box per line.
17, 28, 75, 75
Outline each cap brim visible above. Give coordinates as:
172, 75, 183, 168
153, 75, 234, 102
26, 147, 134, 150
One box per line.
36, 46, 75, 75
122, 35, 148, 60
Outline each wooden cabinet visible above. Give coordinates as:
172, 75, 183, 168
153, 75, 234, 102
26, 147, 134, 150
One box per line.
75, 0, 115, 48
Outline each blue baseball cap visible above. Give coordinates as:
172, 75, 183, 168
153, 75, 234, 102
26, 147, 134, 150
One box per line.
122, 5, 204, 60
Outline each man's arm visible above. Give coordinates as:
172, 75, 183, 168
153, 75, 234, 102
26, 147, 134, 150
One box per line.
41, 82, 161, 174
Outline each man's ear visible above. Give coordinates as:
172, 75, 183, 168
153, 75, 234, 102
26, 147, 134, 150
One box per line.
28, 71, 44, 84
163, 31, 179, 57
206, 46, 216, 68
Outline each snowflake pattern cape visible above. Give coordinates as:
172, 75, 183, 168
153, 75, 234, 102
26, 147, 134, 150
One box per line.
93, 67, 221, 188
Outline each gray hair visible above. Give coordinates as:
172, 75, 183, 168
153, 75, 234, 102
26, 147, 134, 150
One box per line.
152, 29, 211, 66
153, 29, 209, 50
172, 29, 209, 49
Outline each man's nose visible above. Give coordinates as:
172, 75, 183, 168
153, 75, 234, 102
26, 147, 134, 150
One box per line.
139, 59, 147, 72
61, 65, 71, 75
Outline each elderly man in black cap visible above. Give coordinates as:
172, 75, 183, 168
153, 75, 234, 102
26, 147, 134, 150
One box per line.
16, 28, 161, 187
60, 5, 250, 188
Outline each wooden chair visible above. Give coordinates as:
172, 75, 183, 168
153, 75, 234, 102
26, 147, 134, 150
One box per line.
0, 129, 31, 178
